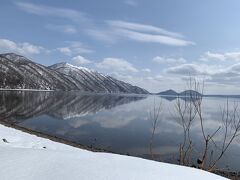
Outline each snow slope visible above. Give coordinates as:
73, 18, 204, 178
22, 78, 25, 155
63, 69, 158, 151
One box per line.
0, 124, 228, 180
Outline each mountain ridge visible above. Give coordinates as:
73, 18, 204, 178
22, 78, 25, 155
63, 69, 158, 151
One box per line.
0, 53, 148, 94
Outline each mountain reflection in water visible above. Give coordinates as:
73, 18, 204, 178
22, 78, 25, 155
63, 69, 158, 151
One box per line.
0, 91, 146, 123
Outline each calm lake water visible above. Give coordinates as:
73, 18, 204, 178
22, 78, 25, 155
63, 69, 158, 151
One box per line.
0, 91, 240, 171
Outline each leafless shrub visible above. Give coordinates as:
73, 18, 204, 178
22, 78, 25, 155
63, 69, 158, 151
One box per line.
174, 77, 240, 172
149, 98, 162, 160
207, 100, 240, 171
175, 78, 201, 166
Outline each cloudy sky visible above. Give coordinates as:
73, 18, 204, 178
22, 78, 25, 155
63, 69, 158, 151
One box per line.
1, 0, 240, 94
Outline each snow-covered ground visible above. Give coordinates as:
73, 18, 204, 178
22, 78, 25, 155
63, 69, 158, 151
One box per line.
0, 124, 228, 180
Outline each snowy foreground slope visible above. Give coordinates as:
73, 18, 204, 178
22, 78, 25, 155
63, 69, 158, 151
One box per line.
0, 124, 227, 180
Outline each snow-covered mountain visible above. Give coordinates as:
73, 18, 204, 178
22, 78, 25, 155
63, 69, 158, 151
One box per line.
0, 53, 148, 94
49, 62, 148, 93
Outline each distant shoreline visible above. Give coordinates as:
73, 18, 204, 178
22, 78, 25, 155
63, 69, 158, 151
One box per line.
1, 89, 240, 99
157, 94, 240, 99
0, 89, 150, 97
0, 88, 54, 92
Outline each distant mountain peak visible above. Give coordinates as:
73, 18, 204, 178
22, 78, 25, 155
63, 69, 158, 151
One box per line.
0, 53, 28, 62
166, 89, 177, 93
180, 90, 202, 96
49, 62, 91, 72
157, 89, 178, 96
1, 52, 22, 57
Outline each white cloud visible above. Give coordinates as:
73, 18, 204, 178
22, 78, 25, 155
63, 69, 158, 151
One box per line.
125, 0, 138, 7
142, 68, 151, 73
96, 58, 138, 73
16, 2, 87, 22
72, 55, 91, 65
228, 63, 240, 72
166, 64, 204, 76
153, 56, 186, 65
57, 42, 93, 56
0, 39, 44, 55
165, 63, 222, 77
116, 29, 194, 46
201, 52, 226, 61
45, 24, 77, 34
103, 20, 194, 46
224, 52, 240, 61
165, 62, 240, 86
86, 20, 194, 46
57, 47, 72, 55
201, 51, 240, 62
107, 20, 183, 38
162, 50, 240, 88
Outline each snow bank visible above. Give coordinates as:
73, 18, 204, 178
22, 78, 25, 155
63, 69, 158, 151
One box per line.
0, 124, 228, 180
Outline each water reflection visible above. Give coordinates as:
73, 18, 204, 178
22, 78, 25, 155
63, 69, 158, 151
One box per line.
0, 91, 146, 123
160, 95, 202, 102
0, 91, 240, 172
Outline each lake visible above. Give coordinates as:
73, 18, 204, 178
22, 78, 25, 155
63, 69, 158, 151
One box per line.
0, 91, 240, 172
